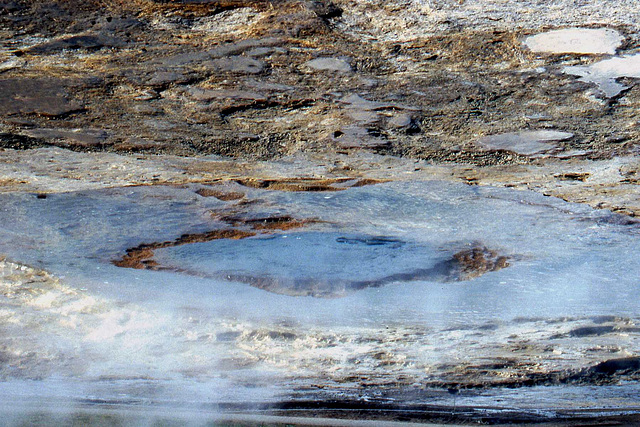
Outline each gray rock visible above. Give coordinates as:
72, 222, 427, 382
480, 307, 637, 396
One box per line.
187, 88, 267, 102
132, 89, 160, 101
207, 38, 283, 58
339, 94, 418, 111
0, 57, 25, 73
245, 47, 275, 57
386, 113, 419, 133
146, 71, 193, 87
205, 56, 265, 74
244, 79, 295, 92
156, 39, 282, 70
477, 130, 574, 155
159, 52, 210, 68
113, 137, 170, 152
332, 125, 389, 149
307, 1, 343, 19
304, 57, 352, 72
96, 17, 144, 33
24, 128, 109, 148
143, 119, 176, 131
387, 113, 414, 129
0, 78, 82, 118
346, 109, 380, 124
25, 34, 124, 54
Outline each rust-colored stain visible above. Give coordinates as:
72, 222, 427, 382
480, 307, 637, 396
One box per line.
233, 177, 387, 192
195, 188, 245, 201
453, 246, 510, 280
220, 214, 318, 231
113, 214, 317, 270
114, 229, 256, 270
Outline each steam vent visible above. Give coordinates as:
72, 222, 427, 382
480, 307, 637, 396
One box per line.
1, 1, 640, 425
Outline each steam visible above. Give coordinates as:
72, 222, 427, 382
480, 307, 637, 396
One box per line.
0, 180, 639, 420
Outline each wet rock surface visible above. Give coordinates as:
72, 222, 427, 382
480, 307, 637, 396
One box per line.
0, 0, 638, 219
564, 53, 640, 98
0, 0, 637, 165
0, 178, 638, 423
152, 240, 511, 298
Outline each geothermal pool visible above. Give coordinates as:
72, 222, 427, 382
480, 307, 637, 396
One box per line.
0, 180, 639, 423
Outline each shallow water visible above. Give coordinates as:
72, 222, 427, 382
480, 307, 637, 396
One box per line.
0, 180, 639, 422
564, 53, 640, 98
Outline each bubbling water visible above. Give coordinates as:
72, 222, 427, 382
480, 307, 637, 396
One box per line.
0, 180, 639, 420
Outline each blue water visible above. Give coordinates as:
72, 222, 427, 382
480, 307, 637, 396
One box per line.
0, 180, 639, 419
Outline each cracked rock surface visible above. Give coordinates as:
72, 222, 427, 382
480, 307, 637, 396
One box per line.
0, 0, 639, 216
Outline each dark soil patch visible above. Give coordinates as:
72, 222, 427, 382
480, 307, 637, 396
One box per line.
0, 133, 47, 150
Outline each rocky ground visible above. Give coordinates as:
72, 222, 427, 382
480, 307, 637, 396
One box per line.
0, 0, 639, 216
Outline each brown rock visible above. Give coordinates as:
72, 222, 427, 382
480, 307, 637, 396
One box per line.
0, 79, 83, 118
